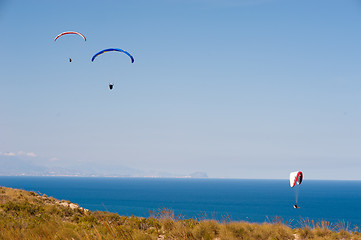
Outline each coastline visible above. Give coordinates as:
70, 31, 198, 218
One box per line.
1, 176, 360, 229
1, 186, 360, 240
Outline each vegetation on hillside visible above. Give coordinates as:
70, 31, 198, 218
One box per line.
0, 186, 360, 240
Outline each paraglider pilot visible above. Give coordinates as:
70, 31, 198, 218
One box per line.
109, 83, 114, 90
290, 171, 303, 209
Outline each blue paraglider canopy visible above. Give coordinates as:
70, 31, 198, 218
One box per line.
91, 48, 134, 63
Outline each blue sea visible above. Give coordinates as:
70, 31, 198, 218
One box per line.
0, 177, 360, 229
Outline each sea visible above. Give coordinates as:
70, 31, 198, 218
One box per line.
0, 177, 360, 229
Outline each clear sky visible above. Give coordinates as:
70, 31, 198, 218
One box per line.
1, 0, 360, 180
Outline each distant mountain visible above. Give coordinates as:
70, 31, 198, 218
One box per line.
188, 172, 208, 178
0, 156, 48, 176
0, 156, 208, 178
0, 156, 144, 177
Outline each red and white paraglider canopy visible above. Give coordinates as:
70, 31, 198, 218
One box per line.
54, 31, 86, 41
290, 171, 303, 187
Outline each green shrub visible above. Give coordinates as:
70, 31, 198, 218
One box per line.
192, 220, 220, 240
297, 226, 314, 239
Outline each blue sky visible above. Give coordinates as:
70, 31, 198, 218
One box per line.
1, 0, 361, 179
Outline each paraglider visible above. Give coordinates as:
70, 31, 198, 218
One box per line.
290, 171, 303, 209
91, 48, 135, 90
54, 31, 86, 62
91, 48, 134, 63
54, 31, 87, 42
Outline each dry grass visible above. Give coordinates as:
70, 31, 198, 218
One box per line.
1, 186, 360, 240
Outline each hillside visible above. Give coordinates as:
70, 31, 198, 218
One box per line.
0, 186, 360, 240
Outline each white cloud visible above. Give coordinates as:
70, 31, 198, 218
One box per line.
26, 152, 37, 157
3, 152, 16, 156
0, 151, 37, 157
17, 151, 37, 157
